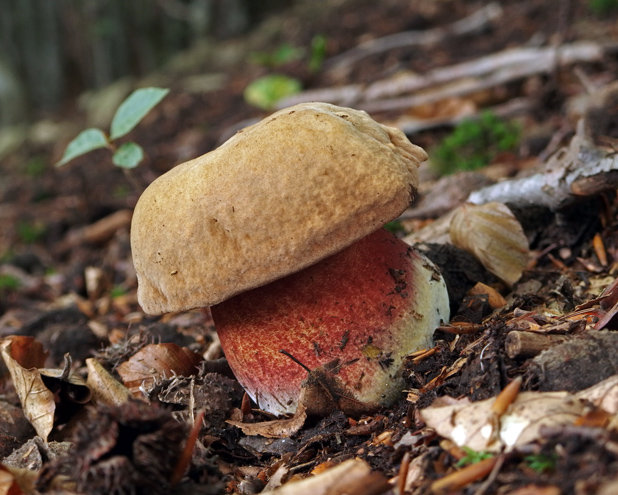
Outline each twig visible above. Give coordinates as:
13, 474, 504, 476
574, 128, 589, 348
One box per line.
277, 41, 604, 110
467, 120, 618, 210
324, 3, 503, 71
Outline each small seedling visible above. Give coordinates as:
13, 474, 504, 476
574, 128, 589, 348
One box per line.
525, 452, 557, 473
589, 0, 618, 14
243, 75, 302, 110
249, 43, 305, 68
0, 274, 20, 292
456, 447, 494, 467
308, 34, 327, 73
432, 111, 520, 175
56, 87, 169, 169
17, 220, 46, 244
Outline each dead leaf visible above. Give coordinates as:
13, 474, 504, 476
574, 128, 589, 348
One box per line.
450, 202, 529, 286
467, 282, 507, 309
0, 464, 39, 495
116, 343, 203, 397
2, 336, 48, 369
227, 404, 307, 438
0, 340, 55, 442
577, 374, 618, 415
420, 390, 584, 452
85, 358, 131, 406
261, 458, 389, 495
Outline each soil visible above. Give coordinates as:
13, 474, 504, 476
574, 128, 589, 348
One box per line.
2, 0, 618, 494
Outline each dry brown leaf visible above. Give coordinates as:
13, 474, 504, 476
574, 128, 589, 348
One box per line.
116, 343, 203, 397
0, 464, 38, 495
420, 390, 584, 452
450, 202, 529, 286
227, 404, 307, 439
577, 374, 618, 414
2, 336, 48, 369
262, 458, 389, 495
0, 340, 55, 442
467, 282, 507, 309
86, 358, 131, 406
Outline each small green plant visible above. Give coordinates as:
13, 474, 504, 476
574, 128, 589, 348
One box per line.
110, 285, 127, 299
17, 220, 46, 244
384, 220, 405, 236
308, 34, 327, 73
525, 452, 557, 473
57, 87, 169, 169
249, 43, 305, 68
588, 0, 618, 15
456, 447, 494, 467
244, 75, 302, 110
431, 111, 520, 175
25, 155, 46, 177
0, 274, 20, 292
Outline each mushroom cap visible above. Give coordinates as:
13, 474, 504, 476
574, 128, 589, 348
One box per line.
131, 102, 427, 315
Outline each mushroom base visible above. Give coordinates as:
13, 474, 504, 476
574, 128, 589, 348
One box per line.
211, 228, 449, 416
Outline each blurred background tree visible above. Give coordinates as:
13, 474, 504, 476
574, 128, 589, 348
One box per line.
0, 0, 294, 126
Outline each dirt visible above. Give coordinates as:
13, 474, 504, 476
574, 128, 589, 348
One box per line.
2, 0, 618, 494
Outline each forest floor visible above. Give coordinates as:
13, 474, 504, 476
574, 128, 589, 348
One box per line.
1, 0, 618, 494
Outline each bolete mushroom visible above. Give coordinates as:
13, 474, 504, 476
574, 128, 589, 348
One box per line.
131, 102, 450, 416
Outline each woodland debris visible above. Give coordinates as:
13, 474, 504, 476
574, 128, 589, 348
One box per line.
323, 3, 503, 71
468, 122, 618, 209
56, 209, 132, 253
505, 331, 570, 359
261, 458, 389, 495
227, 404, 307, 439
85, 358, 131, 407
449, 202, 529, 286
527, 331, 618, 392
278, 41, 605, 112
421, 389, 585, 452
116, 343, 203, 397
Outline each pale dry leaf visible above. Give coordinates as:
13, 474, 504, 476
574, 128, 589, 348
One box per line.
86, 358, 131, 406
450, 202, 529, 286
577, 374, 618, 414
0, 340, 55, 442
262, 458, 388, 495
0, 464, 38, 495
420, 390, 584, 452
227, 404, 307, 439
116, 343, 203, 397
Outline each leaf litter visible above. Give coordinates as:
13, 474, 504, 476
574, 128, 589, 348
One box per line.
1, 1, 618, 494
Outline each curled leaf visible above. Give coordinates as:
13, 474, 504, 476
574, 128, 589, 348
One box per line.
227, 404, 307, 438
450, 202, 529, 286
86, 358, 131, 406
0, 340, 55, 442
116, 343, 203, 397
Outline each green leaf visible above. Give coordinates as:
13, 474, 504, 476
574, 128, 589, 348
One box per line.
56, 128, 109, 167
244, 75, 302, 110
112, 142, 144, 169
110, 87, 169, 140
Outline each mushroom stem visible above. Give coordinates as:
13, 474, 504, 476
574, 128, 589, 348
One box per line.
211, 228, 449, 416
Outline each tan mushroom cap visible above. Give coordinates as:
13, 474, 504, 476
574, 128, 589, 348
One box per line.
131, 102, 427, 315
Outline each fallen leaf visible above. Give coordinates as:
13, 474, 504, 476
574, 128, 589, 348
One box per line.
450, 202, 529, 286
0, 340, 55, 442
227, 404, 307, 438
86, 358, 131, 406
421, 390, 584, 452
577, 374, 618, 414
116, 343, 203, 397
262, 458, 389, 495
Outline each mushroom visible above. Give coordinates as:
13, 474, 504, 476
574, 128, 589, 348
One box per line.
130, 102, 450, 416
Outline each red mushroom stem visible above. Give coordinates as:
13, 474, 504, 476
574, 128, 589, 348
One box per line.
211, 228, 449, 416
